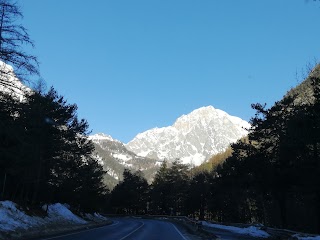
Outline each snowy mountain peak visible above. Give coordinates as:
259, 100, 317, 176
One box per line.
173, 106, 249, 131
89, 133, 121, 144
126, 105, 250, 166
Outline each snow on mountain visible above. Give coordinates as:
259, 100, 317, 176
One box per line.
89, 133, 135, 165
126, 106, 250, 166
89, 133, 159, 188
88, 133, 121, 144
0, 61, 29, 101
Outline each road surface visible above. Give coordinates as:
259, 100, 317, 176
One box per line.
39, 217, 193, 240
38, 217, 267, 240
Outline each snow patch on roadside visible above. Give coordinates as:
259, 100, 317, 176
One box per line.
0, 201, 45, 231
293, 234, 320, 240
202, 221, 270, 238
43, 203, 87, 224
83, 213, 108, 222
0, 201, 107, 234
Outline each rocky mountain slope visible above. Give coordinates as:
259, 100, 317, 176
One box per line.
126, 106, 250, 166
0, 61, 29, 101
89, 133, 160, 188
285, 64, 320, 105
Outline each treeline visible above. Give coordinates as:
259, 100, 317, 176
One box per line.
0, 87, 108, 211
110, 71, 320, 234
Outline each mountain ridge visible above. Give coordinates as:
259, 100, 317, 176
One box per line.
89, 133, 160, 188
126, 105, 250, 166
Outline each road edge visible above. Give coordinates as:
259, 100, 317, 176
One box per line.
6, 220, 113, 240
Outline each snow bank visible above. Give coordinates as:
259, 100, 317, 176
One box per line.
202, 221, 270, 238
0, 201, 44, 231
293, 234, 320, 240
82, 212, 108, 222
0, 201, 108, 234
43, 203, 87, 224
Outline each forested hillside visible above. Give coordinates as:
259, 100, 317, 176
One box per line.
193, 143, 234, 173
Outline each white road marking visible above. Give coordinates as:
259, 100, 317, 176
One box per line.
171, 223, 188, 240
119, 221, 145, 240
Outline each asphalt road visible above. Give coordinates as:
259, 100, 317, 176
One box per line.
39, 218, 191, 240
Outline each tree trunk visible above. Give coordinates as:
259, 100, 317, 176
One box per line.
32, 144, 43, 205
1, 172, 6, 200
199, 194, 206, 220
278, 191, 287, 229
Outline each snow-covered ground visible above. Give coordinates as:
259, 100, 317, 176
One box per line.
293, 234, 320, 240
0, 201, 45, 231
0, 201, 108, 237
201, 221, 320, 239
202, 221, 270, 238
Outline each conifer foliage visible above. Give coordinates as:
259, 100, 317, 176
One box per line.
203, 71, 320, 233
150, 160, 189, 215
111, 169, 149, 214
0, 88, 108, 211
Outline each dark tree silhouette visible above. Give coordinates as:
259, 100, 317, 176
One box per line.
150, 159, 189, 215
187, 171, 211, 220
0, 0, 39, 87
0, 86, 109, 211
111, 169, 149, 214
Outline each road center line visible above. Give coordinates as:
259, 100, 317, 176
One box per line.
119, 221, 145, 240
171, 223, 188, 240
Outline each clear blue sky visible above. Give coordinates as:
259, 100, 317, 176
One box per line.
20, 0, 320, 143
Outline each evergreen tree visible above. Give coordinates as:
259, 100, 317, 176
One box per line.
249, 97, 297, 228
150, 160, 169, 214
0, 87, 108, 211
0, 91, 24, 200
187, 171, 211, 220
150, 159, 189, 215
111, 169, 149, 214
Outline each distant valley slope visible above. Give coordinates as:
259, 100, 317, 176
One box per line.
89, 133, 160, 188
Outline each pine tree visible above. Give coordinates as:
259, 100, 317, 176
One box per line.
0, 87, 109, 210
150, 159, 189, 215
0, 90, 24, 200
111, 169, 149, 214
187, 171, 211, 220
